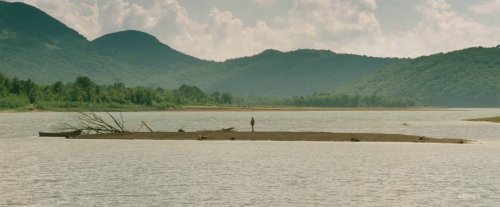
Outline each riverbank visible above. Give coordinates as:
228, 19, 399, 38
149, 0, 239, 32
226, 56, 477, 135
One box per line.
167, 106, 447, 112
75, 132, 470, 144
466, 116, 500, 123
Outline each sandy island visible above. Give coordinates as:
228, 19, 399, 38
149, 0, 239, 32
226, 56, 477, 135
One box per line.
76, 132, 470, 144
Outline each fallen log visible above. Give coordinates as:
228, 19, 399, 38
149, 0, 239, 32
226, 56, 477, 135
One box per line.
198, 135, 210, 140
222, 127, 235, 132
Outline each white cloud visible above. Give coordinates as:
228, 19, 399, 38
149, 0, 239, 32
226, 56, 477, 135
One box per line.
470, 0, 500, 14
371, 0, 500, 57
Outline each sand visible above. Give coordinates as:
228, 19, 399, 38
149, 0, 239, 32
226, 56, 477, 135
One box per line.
75, 131, 470, 144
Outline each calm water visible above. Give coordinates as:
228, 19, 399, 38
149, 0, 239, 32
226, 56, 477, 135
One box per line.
1, 109, 500, 206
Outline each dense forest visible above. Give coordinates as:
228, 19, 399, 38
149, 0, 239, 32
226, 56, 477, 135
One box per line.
0, 1, 405, 96
0, 74, 420, 110
339, 47, 500, 107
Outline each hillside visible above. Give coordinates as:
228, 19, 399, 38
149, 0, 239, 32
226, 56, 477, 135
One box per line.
0, 1, 405, 96
92, 30, 207, 67
0, 2, 155, 86
0, 1, 207, 87
339, 47, 500, 107
207, 49, 404, 95
0, 1, 85, 42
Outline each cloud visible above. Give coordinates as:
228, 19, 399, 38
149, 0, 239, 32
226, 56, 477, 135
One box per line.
283, 0, 381, 49
251, 0, 279, 7
469, 0, 500, 14
375, 0, 500, 57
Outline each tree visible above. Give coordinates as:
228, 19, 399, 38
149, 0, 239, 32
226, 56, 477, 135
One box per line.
75, 76, 92, 90
211, 91, 221, 103
221, 92, 233, 104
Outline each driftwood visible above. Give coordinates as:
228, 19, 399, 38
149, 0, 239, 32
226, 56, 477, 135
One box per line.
222, 127, 235, 132
61, 111, 129, 135
350, 138, 361, 142
198, 135, 210, 140
178, 126, 186, 132
142, 121, 153, 132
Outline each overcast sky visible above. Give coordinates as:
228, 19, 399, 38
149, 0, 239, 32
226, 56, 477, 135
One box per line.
10, 0, 500, 61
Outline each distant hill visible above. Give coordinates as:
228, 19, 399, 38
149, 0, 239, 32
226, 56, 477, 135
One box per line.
206, 49, 404, 95
0, 1, 85, 42
92, 30, 207, 67
0, 1, 157, 86
339, 47, 500, 107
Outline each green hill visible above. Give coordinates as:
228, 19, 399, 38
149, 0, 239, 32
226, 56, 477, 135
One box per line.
207, 49, 404, 95
0, 1, 154, 86
0, 1, 85, 42
339, 47, 500, 107
92, 30, 207, 67
0, 1, 405, 96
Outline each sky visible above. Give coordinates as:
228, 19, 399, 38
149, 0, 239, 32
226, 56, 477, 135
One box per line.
9, 0, 500, 61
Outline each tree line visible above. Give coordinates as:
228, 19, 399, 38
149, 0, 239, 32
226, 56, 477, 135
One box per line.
233, 93, 420, 108
0, 73, 420, 110
0, 74, 233, 110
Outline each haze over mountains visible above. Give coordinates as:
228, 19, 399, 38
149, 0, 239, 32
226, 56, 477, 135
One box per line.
1, 1, 500, 107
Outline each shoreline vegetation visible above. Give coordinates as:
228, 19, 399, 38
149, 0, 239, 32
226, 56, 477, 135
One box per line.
75, 132, 470, 144
1, 74, 421, 113
1, 106, 449, 113
466, 116, 500, 123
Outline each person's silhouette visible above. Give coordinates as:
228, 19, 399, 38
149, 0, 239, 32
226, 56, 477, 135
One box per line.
251, 117, 255, 132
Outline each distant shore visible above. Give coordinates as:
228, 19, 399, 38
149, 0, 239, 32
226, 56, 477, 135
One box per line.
465, 116, 500, 123
1, 106, 453, 113
75, 132, 470, 144
167, 106, 450, 112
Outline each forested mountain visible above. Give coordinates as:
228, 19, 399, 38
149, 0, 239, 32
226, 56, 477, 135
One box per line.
0, 1, 405, 96
339, 47, 500, 107
92, 30, 207, 67
0, 1, 169, 86
206, 49, 404, 95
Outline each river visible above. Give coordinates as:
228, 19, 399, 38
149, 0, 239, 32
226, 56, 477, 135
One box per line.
1, 109, 499, 206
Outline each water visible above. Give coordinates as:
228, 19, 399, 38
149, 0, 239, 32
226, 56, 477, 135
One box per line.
1, 109, 500, 206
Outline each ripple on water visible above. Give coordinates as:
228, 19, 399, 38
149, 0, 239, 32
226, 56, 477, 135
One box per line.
1, 139, 499, 206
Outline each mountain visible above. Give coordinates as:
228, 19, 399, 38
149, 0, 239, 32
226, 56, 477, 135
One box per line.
0, 2, 205, 87
339, 47, 500, 107
0, 1, 85, 43
0, 1, 142, 85
0, 1, 405, 96
92, 30, 207, 67
206, 49, 404, 95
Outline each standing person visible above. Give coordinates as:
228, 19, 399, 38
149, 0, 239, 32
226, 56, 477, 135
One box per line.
251, 117, 255, 132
